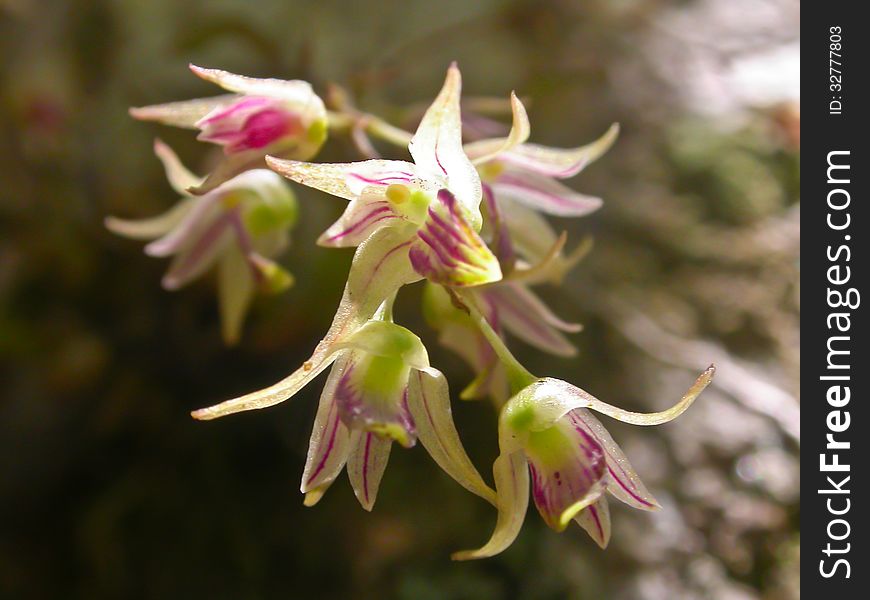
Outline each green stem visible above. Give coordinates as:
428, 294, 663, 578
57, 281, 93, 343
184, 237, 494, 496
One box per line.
457, 290, 537, 394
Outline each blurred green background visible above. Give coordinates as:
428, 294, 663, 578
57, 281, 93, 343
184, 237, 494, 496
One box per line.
0, 0, 799, 598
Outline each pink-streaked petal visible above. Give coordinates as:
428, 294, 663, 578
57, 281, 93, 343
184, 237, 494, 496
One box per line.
569, 409, 660, 511
144, 194, 223, 257
484, 283, 580, 357
301, 355, 353, 502
104, 198, 196, 241
317, 196, 402, 248
526, 419, 607, 532
346, 430, 393, 511
161, 213, 233, 290
464, 92, 531, 165
574, 495, 611, 548
409, 190, 502, 287
492, 171, 602, 217
408, 63, 483, 229
266, 157, 420, 201
499, 123, 619, 179
190, 225, 421, 420
189, 65, 324, 109
129, 94, 240, 129
153, 139, 203, 194
407, 368, 496, 505
452, 451, 529, 560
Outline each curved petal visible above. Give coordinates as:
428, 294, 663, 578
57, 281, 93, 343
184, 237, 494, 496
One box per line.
301, 354, 353, 503
346, 430, 393, 511
266, 157, 421, 201
144, 194, 222, 257
129, 94, 240, 129
217, 244, 255, 345
190, 65, 325, 112
492, 171, 602, 217
191, 225, 421, 420
568, 409, 659, 511
574, 495, 611, 548
317, 196, 402, 248
409, 63, 483, 229
499, 123, 619, 179
161, 213, 233, 290
451, 451, 529, 560
153, 139, 203, 194
584, 365, 715, 426
484, 284, 580, 357
409, 190, 502, 287
407, 368, 497, 505
465, 92, 531, 165
105, 197, 196, 241
525, 419, 607, 531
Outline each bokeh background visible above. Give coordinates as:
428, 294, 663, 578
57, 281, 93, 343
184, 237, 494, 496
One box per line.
0, 0, 799, 598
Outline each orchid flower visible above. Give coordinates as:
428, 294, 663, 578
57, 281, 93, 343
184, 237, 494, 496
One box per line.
301, 300, 496, 509
130, 66, 328, 194
453, 366, 715, 560
105, 140, 296, 344
266, 63, 509, 288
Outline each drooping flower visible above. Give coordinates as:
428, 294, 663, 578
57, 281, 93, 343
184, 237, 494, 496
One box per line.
130, 66, 328, 193
453, 366, 715, 559
301, 302, 496, 510
266, 63, 514, 288
105, 139, 297, 344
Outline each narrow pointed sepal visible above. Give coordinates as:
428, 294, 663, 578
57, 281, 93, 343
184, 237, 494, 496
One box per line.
409, 63, 483, 228
129, 94, 240, 129
407, 368, 497, 505
574, 495, 611, 548
499, 123, 619, 179
451, 451, 529, 560
301, 356, 353, 500
347, 430, 393, 511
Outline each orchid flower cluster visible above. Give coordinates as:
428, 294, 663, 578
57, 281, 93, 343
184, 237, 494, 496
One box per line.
108, 63, 714, 559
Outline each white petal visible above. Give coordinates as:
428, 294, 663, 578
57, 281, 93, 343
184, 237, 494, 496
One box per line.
129, 94, 241, 129
492, 171, 602, 217
499, 123, 619, 179
451, 451, 529, 560
407, 368, 496, 505
153, 139, 203, 195
266, 158, 420, 201
409, 63, 483, 229
216, 245, 255, 345
317, 196, 402, 248
464, 92, 531, 165
105, 197, 196, 241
